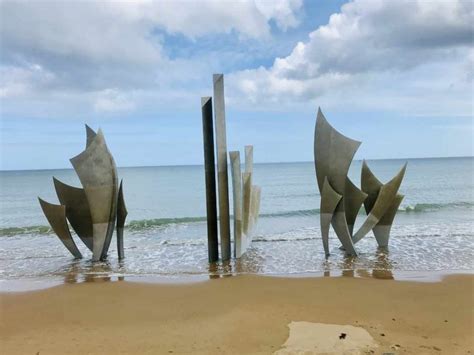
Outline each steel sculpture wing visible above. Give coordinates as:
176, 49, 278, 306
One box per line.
314, 108, 361, 256
38, 198, 83, 259
320, 178, 342, 257
352, 163, 407, 244
373, 194, 404, 247
85, 124, 97, 148
70, 129, 118, 261
53, 177, 93, 251
344, 177, 367, 236
359, 161, 405, 247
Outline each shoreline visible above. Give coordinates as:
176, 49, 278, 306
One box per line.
1, 273, 472, 354
1, 269, 473, 292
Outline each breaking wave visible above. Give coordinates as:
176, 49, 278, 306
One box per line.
401, 201, 473, 212
1, 201, 472, 237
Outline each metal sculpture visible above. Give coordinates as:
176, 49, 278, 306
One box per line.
229, 151, 243, 257
359, 161, 405, 247
201, 74, 262, 260
38, 198, 83, 259
213, 74, 231, 261
314, 108, 406, 256
38, 126, 126, 261
229, 146, 262, 258
201, 96, 219, 262
352, 162, 406, 245
53, 177, 93, 251
116, 180, 128, 260
70, 128, 118, 261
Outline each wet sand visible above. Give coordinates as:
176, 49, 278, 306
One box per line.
1, 274, 472, 354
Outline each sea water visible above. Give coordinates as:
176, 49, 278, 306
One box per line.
0, 157, 473, 286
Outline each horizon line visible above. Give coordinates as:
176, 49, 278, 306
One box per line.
1, 155, 472, 173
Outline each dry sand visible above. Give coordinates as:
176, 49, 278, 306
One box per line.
0, 274, 472, 354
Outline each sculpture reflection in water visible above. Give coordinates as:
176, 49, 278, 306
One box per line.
38, 125, 128, 261
314, 108, 406, 257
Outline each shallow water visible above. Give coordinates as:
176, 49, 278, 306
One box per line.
0, 157, 473, 288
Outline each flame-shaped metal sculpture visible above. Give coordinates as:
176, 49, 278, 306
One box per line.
38, 125, 127, 261
352, 162, 406, 245
358, 161, 405, 247
314, 108, 406, 256
229, 146, 262, 258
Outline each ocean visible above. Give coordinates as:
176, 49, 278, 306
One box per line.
0, 157, 473, 287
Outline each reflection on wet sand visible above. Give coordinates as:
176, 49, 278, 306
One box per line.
207, 249, 266, 279
371, 269, 394, 280
60, 260, 122, 284
57, 247, 397, 282
371, 247, 394, 279
39, 242, 413, 286
235, 249, 265, 274
322, 248, 394, 280
62, 260, 81, 284
341, 256, 356, 277
208, 262, 221, 279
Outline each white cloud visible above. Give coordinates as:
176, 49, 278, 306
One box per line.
0, 0, 302, 115
255, 0, 302, 31
0, 63, 56, 98
0, 1, 162, 66
229, 0, 473, 115
0, 0, 302, 67
94, 89, 136, 113
1, 0, 471, 119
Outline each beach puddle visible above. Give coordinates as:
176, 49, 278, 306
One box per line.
275, 321, 378, 355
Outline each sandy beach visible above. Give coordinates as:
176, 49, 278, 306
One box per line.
1, 274, 472, 354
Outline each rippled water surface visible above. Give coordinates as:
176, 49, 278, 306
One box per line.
0, 157, 473, 286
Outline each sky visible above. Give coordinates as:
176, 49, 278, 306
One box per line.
0, 0, 473, 170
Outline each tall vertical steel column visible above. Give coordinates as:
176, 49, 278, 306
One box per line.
229, 151, 242, 258
116, 179, 128, 260
201, 97, 219, 262
243, 145, 253, 235
213, 74, 231, 260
